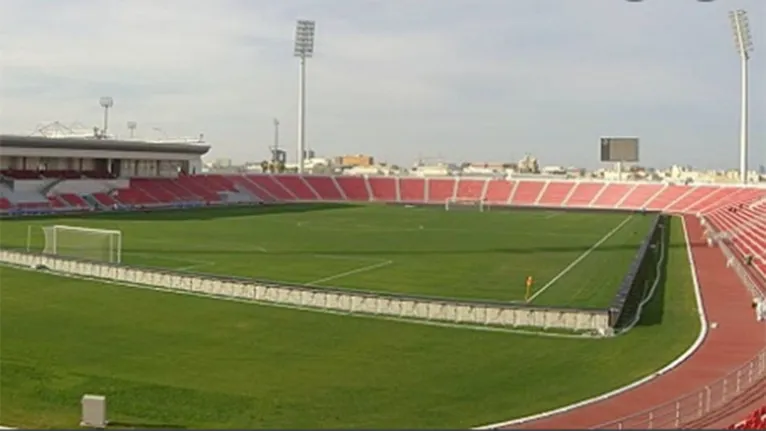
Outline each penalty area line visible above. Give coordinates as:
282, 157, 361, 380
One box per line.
527, 215, 634, 303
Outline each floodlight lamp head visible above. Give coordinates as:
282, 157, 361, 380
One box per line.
294, 20, 316, 58
730, 9, 754, 58
99, 96, 114, 108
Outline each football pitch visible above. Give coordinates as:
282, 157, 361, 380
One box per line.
0, 214, 700, 429
0, 204, 655, 308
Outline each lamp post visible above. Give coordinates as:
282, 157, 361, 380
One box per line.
99, 96, 114, 137
294, 20, 316, 174
273, 118, 280, 151
729, 10, 754, 185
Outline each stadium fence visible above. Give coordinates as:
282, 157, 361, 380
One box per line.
591, 346, 766, 429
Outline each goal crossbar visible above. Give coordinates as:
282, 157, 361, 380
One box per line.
49, 225, 122, 235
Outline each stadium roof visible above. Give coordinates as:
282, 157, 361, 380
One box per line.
0, 134, 210, 155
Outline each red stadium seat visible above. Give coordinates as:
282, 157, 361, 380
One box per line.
91, 192, 119, 207
565, 182, 605, 206
704, 194, 766, 286
510, 180, 546, 205
619, 183, 663, 209
537, 181, 575, 207
454, 178, 486, 201
58, 193, 91, 208
224, 175, 276, 201
398, 178, 426, 202
727, 405, 766, 429
272, 175, 319, 200
247, 175, 297, 200
334, 176, 371, 201
426, 178, 456, 203
591, 183, 633, 208
483, 179, 513, 204
367, 176, 397, 201
302, 176, 345, 200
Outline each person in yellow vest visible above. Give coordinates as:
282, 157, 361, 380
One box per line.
525, 275, 534, 302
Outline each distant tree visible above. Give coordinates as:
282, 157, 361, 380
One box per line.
260, 161, 269, 173
312, 164, 333, 175
276, 161, 286, 173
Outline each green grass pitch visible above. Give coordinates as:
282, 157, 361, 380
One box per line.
0, 206, 700, 428
0, 216, 699, 428
0, 204, 655, 308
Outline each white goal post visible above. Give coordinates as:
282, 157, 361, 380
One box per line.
444, 197, 487, 212
40, 225, 123, 264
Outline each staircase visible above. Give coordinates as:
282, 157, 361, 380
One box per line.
83, 194, 104, 209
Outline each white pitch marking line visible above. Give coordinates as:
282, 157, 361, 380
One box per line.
177, 262, 215, 271
311, 253, 388, 263
527, 215, 634, 302
127, 252, 215, 272
306, 260, 393, 286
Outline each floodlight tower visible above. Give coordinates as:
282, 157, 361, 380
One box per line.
729, 10, 754, 184
294, 20, 316, 174
99, 96, 114, 136
273, 118, 280, 151
127, 121, 137, 138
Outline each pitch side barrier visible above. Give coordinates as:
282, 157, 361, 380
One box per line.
609, 214, 665, 328
0, 248, 611, 333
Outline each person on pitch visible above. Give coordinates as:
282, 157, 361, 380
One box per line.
525, 275, 534, 301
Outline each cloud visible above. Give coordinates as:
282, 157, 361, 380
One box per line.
1, 0, 764, 169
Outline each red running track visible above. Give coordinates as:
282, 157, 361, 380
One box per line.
501, 216, 765, 429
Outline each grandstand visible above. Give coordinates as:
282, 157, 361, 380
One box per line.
2, 134, 765, 290
1, 134, 765, 429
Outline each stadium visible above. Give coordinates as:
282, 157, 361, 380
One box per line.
0, 122, 765, 429
2, 3, 765, 429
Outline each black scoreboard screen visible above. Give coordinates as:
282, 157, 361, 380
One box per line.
600, 137, 639, 163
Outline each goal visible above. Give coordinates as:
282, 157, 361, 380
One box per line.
445, 198, 487, 212
40, 225, 122, 263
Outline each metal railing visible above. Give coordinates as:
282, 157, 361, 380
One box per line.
591, 215, 766, 429
592, 347, 766, 429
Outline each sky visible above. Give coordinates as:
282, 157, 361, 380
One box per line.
0, 0, 763, 170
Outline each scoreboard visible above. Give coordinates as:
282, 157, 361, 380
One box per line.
600, 137, 639, 163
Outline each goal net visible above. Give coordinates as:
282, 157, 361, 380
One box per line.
41, 225, 122, 263
445, 198, 487, 212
